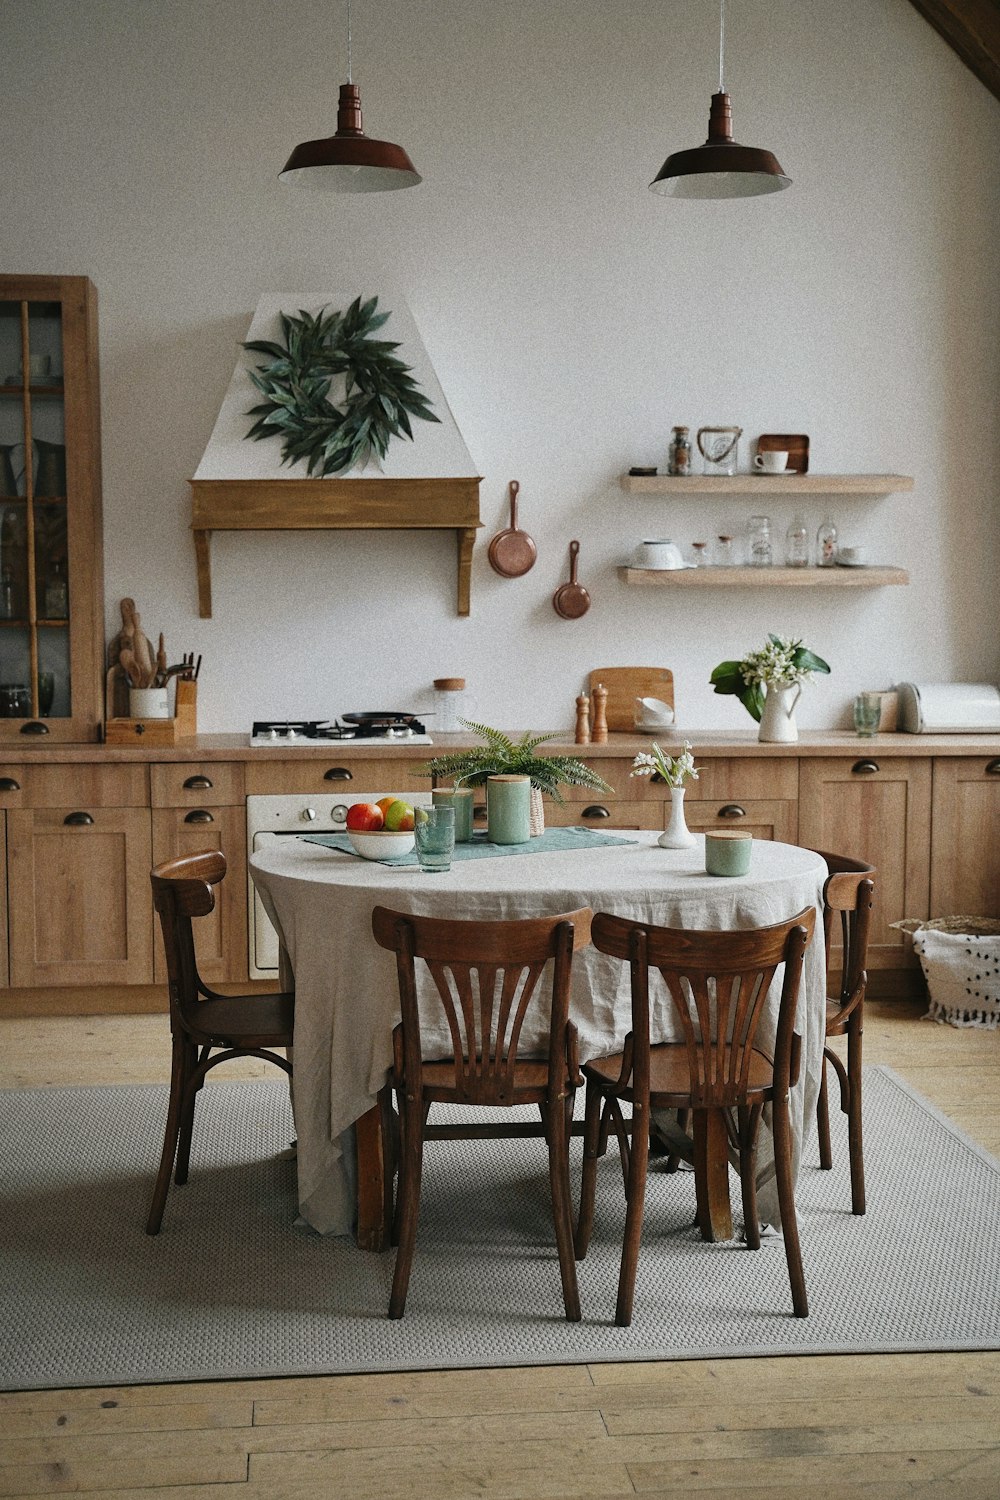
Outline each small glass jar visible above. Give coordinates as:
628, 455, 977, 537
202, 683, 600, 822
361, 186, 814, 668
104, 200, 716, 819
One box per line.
714, 534, 735, 567
747, 515, 772, 567
690, 541, 709, 566
667, 425, 692, 476
785, 514, 809, 568
817, 517, 838, 567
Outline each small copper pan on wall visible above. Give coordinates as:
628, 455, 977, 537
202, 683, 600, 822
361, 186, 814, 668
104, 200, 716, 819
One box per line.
553, 540, 590, 618
487, 480, 537, 577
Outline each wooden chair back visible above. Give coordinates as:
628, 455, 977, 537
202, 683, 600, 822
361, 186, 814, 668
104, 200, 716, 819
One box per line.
150, 849, 227, 1031
371, 906, 592, 1106
810, 850, 876, 1019
591, 908, 815, 1108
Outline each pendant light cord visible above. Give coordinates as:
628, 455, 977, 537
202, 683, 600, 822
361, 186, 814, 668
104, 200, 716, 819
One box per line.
718, 0, 726, 93
346, 0, 353, 83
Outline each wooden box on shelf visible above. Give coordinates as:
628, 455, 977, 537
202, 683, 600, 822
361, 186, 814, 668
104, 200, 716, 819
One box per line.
105, 678, 197, 745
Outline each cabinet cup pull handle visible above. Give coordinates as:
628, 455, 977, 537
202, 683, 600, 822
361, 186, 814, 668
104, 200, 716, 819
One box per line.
64, 811, 94, 826
582, 804, 611, 819
20, 721, 49, 735
324, 767, 353, 781
986, 759, 1000, 776
183, 774, 213, 790
0, 777, 21, 792
719, 804, 746, 818
852, 760, 880, 775
184, 809, 214, 824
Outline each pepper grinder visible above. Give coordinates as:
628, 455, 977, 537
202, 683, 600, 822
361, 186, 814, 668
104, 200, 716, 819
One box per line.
575, 693, 591, 744
591, 682, 608, 744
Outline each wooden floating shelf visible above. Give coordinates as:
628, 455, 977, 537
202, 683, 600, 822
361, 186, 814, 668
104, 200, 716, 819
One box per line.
619, 473, 914, 496
190, 476, 482, 619
618, 565, 910, 588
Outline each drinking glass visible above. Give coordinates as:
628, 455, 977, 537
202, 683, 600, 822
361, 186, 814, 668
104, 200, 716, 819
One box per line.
853, 692, 881, 738
37, 671, 55, 715
414, 805, 456, 871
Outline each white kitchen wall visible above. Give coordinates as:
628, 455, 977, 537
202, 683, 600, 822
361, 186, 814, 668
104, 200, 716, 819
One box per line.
3, 0, 998, 733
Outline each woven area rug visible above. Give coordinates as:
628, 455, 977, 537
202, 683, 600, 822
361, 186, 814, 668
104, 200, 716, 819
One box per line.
2, 1065, 998, 1391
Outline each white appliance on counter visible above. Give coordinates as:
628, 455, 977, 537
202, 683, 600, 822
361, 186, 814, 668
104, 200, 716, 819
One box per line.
896, 682, 1000, 733
245, 790, 432, 978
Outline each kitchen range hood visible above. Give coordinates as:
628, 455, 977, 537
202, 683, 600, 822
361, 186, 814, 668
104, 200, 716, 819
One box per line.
190, 291, 481, 617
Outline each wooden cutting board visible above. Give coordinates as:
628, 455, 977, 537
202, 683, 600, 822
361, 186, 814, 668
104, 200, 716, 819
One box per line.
588, 667, 675, 733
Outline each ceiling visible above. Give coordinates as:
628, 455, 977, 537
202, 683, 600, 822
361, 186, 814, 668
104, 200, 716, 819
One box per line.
907, 0, 1000, 100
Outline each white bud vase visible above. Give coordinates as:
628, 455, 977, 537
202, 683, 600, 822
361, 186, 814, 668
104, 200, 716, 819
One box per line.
658, 785, 697, 849
758, 683, 802, 744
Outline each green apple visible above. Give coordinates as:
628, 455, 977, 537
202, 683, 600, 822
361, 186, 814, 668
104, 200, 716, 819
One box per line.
383, 799, 415, 831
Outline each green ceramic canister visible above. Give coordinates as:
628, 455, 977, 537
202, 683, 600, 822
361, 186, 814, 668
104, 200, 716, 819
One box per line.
486, 774, 531, 845
704, 829, 753, 877
432, 786, 475, 842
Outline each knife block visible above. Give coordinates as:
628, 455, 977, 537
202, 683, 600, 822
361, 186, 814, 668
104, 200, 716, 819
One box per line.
105, 677, 197, 744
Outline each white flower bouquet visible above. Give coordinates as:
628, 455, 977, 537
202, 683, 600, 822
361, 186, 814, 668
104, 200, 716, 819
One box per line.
630, 740, 699, 789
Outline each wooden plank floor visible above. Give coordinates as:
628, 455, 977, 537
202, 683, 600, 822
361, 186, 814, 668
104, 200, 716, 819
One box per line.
1, 1001, 998, 1499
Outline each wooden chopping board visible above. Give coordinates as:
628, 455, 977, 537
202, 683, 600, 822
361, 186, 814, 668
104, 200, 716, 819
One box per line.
588, 667, 675, 733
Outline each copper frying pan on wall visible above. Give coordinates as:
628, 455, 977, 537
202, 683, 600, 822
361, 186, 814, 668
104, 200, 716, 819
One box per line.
552, 540, 590, 618
487, 480, 537, 577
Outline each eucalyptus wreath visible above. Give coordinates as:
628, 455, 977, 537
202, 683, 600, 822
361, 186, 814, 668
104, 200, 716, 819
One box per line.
242, 296, 440, 477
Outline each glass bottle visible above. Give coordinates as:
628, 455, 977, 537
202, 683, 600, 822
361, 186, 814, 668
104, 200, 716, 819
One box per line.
0, 565, 13, 620
785, 514, 809, 568
747, 515, 772, 567
667, 425, 692, 476
817, 517, 838, 567
45, 558, 68, 618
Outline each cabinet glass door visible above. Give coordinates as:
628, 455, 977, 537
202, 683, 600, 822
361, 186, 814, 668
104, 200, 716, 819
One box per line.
0, 276, 102, 741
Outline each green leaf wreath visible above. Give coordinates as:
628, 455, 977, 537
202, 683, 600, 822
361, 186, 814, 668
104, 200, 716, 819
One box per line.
242, 296, 440, 477
424, 721, 612, 803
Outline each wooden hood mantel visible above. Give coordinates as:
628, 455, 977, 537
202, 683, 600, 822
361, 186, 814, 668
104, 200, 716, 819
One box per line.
190, 475, 482, 618
907, 0, 1000, 99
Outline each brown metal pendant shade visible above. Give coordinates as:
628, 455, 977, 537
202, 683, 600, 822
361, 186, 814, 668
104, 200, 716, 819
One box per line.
650, 90, 790, 199
280, 82, 421, 192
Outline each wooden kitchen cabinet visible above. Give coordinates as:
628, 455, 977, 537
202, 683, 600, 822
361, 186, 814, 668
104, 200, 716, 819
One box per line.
929, 756, 1000, 919
797, 755, 932, 969
0, 275, 104, 740
151, 804, 248, 985
6, 805, 152, 987
245, 757, 427, 797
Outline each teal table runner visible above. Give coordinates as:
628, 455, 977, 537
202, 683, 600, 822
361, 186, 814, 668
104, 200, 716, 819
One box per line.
300, 826, 637, 866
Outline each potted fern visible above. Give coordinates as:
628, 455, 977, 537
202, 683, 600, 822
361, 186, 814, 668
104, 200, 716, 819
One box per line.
424, 721, 611, 836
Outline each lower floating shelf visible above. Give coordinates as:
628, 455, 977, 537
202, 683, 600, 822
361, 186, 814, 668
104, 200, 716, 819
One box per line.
618, 565, 909, 588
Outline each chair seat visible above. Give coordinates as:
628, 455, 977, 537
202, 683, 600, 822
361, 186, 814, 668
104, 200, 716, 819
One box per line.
408, 1057, 571, 1104
582, 1042, 776, 1106
825, 998, 858, 1036
183, 991, 294, 1048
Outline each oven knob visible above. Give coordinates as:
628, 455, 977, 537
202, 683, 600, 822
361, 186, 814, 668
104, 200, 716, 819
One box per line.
301, 807, 317, 822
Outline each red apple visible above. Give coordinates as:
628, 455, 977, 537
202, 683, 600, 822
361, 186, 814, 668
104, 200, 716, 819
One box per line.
346, 802, 384, 832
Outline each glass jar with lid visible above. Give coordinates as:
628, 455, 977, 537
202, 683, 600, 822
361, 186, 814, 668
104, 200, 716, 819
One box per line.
747, 515, 772, 567
785, 514, 809, 568
667, 426, 692, 476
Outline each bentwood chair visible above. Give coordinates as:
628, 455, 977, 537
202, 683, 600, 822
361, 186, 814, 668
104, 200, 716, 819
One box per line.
147, 850, 295, 1235
371, 904, 592, 1321
809, 851, 876, 1215
575, 908, 815, 1326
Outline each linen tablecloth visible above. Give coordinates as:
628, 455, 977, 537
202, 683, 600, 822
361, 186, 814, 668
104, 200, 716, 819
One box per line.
250, 832, 828, 1237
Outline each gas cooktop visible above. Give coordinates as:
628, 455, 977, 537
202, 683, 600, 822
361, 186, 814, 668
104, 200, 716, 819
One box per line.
250, 714, 432, 747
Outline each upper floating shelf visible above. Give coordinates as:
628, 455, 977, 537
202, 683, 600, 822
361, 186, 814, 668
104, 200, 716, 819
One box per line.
619, 473, 915, 496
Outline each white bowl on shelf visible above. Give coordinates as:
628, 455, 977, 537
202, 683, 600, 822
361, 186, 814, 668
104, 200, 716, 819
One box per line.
347, 828, 415, 859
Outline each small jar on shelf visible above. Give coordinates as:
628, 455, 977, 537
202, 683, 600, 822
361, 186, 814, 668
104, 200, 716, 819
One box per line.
817, 517, 838, 567
714, 534, 736, 566
785, 514, 809, 567
44, 558, 68, 619
667, 426, 692, 476
747, 515, 772, 567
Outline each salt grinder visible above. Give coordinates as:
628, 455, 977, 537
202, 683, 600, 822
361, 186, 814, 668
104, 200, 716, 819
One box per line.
575, 694, 591, 744
591, 683, 608, 744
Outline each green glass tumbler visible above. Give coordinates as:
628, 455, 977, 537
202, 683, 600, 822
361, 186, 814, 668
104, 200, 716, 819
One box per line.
414, 804, 455, 871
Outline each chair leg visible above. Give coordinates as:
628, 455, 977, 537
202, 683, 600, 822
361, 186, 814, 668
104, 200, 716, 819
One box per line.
574, 1077, 605, 1260
388, 1092, 425, 1319
544, 1098, 582, 1322
738, 1104, 762, 1251
615, 1099, 649, 1327
664, 1107, 690, 1174
816, 1053, 833, 1170
846, 1015, 866, 1216
772, 1096, 808, 1318
173, 1040, 201, 1186
146, 1037, 189, 1235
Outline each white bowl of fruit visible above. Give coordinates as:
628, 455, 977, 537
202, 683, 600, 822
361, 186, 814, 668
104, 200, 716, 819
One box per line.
345, 797, 416, 859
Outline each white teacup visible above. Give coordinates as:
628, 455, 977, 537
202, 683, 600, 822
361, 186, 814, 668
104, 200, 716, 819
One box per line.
754, 450, 789, 473
634, 696, 674, 730
632, 539, 686, 570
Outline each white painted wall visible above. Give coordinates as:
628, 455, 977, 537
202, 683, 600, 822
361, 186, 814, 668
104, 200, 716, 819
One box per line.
3, 0, 997, 733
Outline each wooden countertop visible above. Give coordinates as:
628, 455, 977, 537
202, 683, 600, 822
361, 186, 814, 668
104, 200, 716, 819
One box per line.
1, 729, 999, 763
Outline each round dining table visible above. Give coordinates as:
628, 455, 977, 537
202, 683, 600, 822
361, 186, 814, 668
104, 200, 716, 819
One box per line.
250, 829, 828, 1248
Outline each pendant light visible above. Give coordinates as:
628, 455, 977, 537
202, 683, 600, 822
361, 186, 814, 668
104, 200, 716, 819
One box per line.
279, 0, 421, 193
650, 0, 790, 200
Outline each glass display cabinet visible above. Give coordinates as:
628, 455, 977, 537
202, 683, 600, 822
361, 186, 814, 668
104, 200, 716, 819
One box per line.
0, 276, 104, 741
